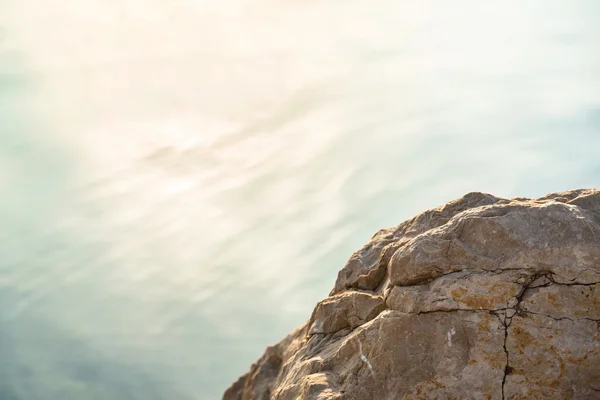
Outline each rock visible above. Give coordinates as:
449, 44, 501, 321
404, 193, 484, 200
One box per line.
224, 189, 600, 400
308, 291, 386, 335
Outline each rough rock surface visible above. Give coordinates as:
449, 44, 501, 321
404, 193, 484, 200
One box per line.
223, 189, 600, 400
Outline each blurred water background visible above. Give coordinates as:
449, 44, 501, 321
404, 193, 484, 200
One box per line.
1, 1, 599, 399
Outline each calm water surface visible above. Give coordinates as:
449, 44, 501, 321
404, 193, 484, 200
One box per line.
1, 1, 600, 399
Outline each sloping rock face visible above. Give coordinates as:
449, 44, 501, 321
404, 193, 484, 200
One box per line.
223, 189, 600, 400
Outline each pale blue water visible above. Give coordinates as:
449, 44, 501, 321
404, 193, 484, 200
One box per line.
1, 1, 600, 399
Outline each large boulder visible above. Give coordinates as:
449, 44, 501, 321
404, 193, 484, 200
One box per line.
224, 189, 600, 400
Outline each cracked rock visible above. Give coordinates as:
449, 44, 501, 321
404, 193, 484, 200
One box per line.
505, 315, 600, 399
224, 189, 600, 400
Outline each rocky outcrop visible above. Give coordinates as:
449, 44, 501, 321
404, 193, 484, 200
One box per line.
223, 189, 600, 400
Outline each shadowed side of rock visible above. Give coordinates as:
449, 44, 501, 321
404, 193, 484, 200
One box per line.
224, 189, 600, 400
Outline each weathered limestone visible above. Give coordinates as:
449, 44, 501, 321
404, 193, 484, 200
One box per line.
224, 189, 600, 400
308, 291, 386, 335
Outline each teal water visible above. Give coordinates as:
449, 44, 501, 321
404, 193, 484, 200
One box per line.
1, 1, 600, 399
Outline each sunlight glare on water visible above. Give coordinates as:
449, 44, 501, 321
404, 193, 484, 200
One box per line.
1, 1, 600, 399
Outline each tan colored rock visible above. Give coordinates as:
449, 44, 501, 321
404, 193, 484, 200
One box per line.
521, 283, 600, 321
505, 315, 600, 399
386, 270, 523, 313
308, 291, 386, 335
224, 189, 600, 400
331, 192, 504, 294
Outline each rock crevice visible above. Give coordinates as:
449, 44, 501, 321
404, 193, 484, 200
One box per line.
224, 189, 600, 400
